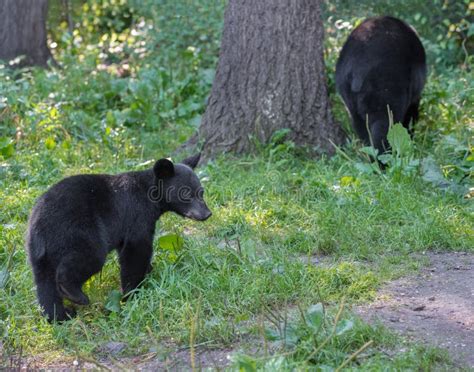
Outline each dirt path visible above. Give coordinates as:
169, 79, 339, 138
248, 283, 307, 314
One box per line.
356, 252, 474, 369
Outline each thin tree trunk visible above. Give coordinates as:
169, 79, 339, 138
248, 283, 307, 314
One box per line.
0, 0, 54, 67
62, 0, 74, 34
198, 0, 344, 160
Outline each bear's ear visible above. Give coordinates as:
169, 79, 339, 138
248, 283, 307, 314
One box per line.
154, 158, 175, 179
182, 153, 201, 169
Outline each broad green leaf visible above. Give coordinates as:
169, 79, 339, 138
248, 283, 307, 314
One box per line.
360, 146, 378, 158
1, 143, 14, 158
158, 234, 184, 251
105, 290, 122, 313
264, 327, 281, 341
189, 115, 201, 127
306, 303, 324, 329
377, 154, 392, 165
354, 162, 377, 174
387, 124, 412, 156
335, 319, 354, 335
230, 354, 257, 372
468, 23, 474, 37
0, 137, 9, 148
263, 356, 286, 370
201, 68, 215, 85
284, 326, 300, 347
421, 157, 448, 186
0, 137, 15, 159
408, 159, 420, 168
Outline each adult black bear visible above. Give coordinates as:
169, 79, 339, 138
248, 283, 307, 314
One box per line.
26, 154, 211, 322
335, 16, 426, 153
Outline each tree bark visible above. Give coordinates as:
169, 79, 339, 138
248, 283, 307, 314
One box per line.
198, 0, 344, 159
0, 0, 54, 67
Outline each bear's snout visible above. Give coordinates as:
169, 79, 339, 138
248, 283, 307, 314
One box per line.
186, 205, 212, 221
201, 209, 212, 221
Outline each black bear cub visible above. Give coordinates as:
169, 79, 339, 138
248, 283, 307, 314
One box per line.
335, 16, 427, 154
26, 153, 211, 322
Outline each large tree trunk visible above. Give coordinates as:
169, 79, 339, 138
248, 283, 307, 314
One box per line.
0, 0, 53, 67
198, 0, 344, 159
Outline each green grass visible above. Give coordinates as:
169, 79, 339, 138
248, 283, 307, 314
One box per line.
1, 0, 473, 370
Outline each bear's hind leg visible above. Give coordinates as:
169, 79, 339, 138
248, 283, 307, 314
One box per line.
56, 248, 106, 306
35, 274, 75, 322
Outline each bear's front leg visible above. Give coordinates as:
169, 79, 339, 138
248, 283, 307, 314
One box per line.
118, 239, 153, 297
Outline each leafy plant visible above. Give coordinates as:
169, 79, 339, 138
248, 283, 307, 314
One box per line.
0, 137, 15, 159
264, 302, 356, 356
380, 123, 420, 179
105, 289, 123, 313
353, 123, 420, 179
231, 302, 371, 370
157, 233, 185, 263
421, 156, 470, 196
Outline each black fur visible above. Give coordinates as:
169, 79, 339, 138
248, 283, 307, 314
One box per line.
26, 154, 211, 322
335, 16, 427, 153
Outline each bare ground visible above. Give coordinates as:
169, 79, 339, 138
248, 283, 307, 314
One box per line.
356, 252, 474, 369
3, 344, 249, 371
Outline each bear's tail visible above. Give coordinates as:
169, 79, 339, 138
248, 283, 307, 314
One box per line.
25, 227, 46, 264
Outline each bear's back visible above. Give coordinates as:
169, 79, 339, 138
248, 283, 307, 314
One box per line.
28, 175, 115, 236
26, 174, 117, 261
336, 16, 426, 95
